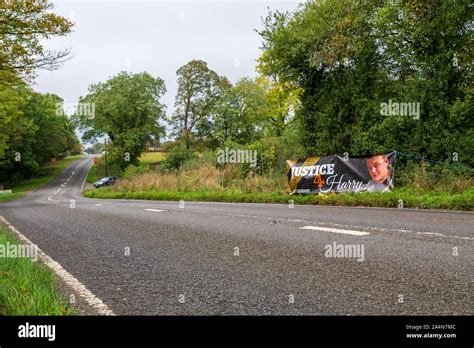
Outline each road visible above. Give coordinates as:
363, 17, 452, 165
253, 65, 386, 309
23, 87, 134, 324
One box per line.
1, 155, 473, 315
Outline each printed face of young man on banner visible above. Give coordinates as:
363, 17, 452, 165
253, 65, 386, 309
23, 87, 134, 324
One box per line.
367, 155, 391, 184
366, 154, 393, 192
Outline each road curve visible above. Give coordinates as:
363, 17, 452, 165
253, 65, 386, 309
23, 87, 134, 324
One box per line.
1, 155, 473, 315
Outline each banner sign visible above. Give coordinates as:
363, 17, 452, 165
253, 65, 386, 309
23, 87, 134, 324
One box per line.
286, 152, 396, 194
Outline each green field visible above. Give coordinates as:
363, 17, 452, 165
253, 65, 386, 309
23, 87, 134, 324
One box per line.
0, 225, 76, 315
138, 152, 165, 164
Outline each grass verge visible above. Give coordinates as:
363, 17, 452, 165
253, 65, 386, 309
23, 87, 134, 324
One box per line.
83, 187, 474, 210
0, 192, 26, 203
0, 225, 76, 315
86, 163, 97, 184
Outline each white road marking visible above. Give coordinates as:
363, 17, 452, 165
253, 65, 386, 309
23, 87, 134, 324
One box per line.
95, 204, 103, 206
145, 209, 164, 212
0, 216, 115, 316
102, 205, 474, 241
300, 225, 370, 236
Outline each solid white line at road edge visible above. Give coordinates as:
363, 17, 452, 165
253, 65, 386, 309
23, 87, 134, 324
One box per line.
300, 225, 370, 236
0, 216, 115, 316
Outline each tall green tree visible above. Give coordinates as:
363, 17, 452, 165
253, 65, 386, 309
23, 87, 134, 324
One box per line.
213, 77, 270, 146
170, 60, 227, 148
258, 0, 473, 165
256, 76, 301, 137
75, 72, 167, 170
0, 87, 78, 184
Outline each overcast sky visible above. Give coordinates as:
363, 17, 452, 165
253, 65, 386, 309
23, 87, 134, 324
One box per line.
34, 0, 300, 137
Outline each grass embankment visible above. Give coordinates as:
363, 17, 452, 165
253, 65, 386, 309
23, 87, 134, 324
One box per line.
0, 192, 26, 203
0, 155, 84, 204
84, 164, 474, 210
84, 187, 474, 210
0, 225, 75, 315
86, 162, 97, 184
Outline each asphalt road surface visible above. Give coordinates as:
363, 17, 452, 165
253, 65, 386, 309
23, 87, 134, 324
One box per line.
1, 156, 473, 315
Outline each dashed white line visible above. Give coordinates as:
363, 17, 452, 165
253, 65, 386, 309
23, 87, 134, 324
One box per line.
300, 225, 370, 236
145, 209, 164, 212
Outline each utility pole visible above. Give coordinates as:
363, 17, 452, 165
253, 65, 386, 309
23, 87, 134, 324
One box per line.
105, 137, 108, 177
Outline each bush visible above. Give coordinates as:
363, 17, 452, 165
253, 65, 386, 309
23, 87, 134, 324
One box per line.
123, 164, 149, 179
395, 160, 473, 193
160, 145, 197, 172
95, 155, 123, 178
181, 150, 218, 171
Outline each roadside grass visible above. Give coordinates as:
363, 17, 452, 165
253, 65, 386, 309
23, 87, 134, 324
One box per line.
0, 192, 26, 203
139, 152, 165, 165
0, 225, 76, 315
84, 162, 473, 211
86, 163, 97, 184
84, 186, 474, 210
11, 155, 85, 193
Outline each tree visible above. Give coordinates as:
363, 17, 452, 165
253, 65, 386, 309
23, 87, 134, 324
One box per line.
0, 87, 78, 184
0, 0, 76, 185
258, 0, 473, 165
214, 77, 270, 146
256, 76, 302, 137
170, 60, 226, 148
0, 0, 73, 83
0, 83, 24, 158
74, 72, 167, 170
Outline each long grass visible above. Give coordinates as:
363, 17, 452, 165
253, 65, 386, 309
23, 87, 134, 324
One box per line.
0, 192, 26, 203
84, 187, 473, 210
86, 163, 97, 184
84, 164, 474, 210
107, 164, 287, 194
0, 225, 76, 315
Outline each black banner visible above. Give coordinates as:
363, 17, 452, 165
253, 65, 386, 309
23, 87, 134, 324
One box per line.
286, 152, 396, 194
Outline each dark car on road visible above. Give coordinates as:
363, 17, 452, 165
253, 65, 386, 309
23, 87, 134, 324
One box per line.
93, 177, 117, 188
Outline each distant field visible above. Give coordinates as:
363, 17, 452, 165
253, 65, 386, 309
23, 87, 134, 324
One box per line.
139, 152, 165, 165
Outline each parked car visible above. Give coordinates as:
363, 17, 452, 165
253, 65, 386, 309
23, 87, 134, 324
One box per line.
93, 177, 117, 188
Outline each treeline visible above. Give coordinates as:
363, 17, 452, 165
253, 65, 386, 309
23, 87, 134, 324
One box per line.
0, 1, 78, 185
74, 60, 304, 175
258, 0, 473, 166
78, 0, 472, 180
0, 87, 79, 184
2, 0, 471, 188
